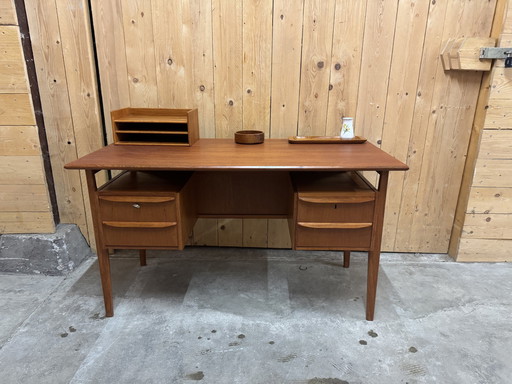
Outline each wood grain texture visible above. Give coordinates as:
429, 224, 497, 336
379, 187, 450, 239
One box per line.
0, 212, 54, 233
269, 0, 304, 138
0, 94, 35, 125
483, 99, 512, 129
0, 156, 45, 184
380, 0, 430, 250
0, 26, 28, 92
479, 129, 512, 158
242, 218, 268, 248
396, 0, 496, 253
121, 0, 157, 107
90, 0, 130, 144
297, 0, 336, 136
212, 0, 243, 138
268, 219, 291, 248
473, 158, 512, 187
466, 187, 512, 214
0, 0, 16, 25
457, 238, 512, 262
242, 0, 272, 136
0, 126, 40, 155
25, 0, 89, 237
0, 184, 51, 211
489, 67, 512, 100
325, 0, 367, 137
192, 218, 218, 246
355, 0, 399, 146
218, 218, 243, 247
461, 213, 512, 239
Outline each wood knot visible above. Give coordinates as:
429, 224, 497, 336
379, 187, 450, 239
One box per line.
328, 84, 333, 91
280, 14, 284, 20
246, 88, 252, 94
167, 58, 173, 66
228, 100, 234, 106
377, 140, 382, 145
334, 63, 341, 70
132, 77, 139, 83
317, 61, 324, 69
199, 85, 206, 92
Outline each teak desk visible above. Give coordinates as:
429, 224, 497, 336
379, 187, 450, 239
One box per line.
65, 139, 408, 320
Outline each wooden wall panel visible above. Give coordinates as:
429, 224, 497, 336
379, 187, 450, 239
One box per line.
0, 1, 54, 235
0, 126, 40, 155
454, 0, 512, 261
269, 0, 304, 138
25, 0, 88, 238
0, 0, 16, 25
52, 0, 500, 253
0, 26, 27, 92
0, 94, 35, 125
297, 0, 335, 136
325, 0, 367, 137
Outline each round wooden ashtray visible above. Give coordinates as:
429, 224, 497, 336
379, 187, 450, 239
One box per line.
234, 130, 265, 144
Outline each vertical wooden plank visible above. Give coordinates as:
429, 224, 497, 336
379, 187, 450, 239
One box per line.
0, 26, 28, 92
190, 0, 215, 138
152, 0, 215, 137
192, 218, 218, 246
297, 0, 336, 136
90, 0, 130, 143
355, 0, 399, 146
0, 0, 17, 25
397, 0, 497, 252
121, 0, 157, 107
242, 219, 268, 248
218, 218, 243, 247
269, 0, 304, 138
212, 0, 243, 138
55, 0, 106, 248
242, 0, 272, 135
325, 0, 367, 136
25, 0, 89, 238
0, 126, 40, 155
268, 219, 291, 249
379, 0, 430, 250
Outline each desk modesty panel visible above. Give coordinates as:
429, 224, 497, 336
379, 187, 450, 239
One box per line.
65, 139, 409, 171
65, 139, 408, 321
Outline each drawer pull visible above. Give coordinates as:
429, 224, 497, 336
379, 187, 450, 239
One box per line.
298, 222, 372, 229
103, 221, 177, 229
132, 203, 141, 209
98, 196, 175, 203
299, 196, 375, 204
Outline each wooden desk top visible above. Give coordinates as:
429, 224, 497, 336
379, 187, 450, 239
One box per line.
65, 139, 408, 171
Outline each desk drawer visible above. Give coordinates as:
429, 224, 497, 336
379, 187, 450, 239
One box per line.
99, 195, 177, 222
295, 223, 372, 249
102, 221, 178, 247
297, 195, 374, 223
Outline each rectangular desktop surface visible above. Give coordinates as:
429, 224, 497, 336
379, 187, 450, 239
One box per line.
65, 139, 409, 172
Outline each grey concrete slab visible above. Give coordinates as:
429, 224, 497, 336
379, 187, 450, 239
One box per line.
0, 248, 511, 384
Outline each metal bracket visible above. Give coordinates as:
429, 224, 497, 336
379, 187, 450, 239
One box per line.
480, 47, 512, 59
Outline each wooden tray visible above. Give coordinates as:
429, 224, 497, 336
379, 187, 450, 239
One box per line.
288, 136, 367, 144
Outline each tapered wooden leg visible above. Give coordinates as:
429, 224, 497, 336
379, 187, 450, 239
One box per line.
97, 248, 113, 317
139, 249, 147, 266
343, 251, 350, 268
366, 250, 381, 321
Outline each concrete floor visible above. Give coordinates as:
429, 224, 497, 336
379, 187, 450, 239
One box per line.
0, 248, 511, 384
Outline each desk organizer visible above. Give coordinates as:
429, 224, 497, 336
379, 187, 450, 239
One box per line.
111, 108, 199, 146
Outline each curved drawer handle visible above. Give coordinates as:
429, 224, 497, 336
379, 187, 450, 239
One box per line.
103, 221, 177, 229
299, 196, 375, 204
297, 222, 372, 229
98, 196, 175, 203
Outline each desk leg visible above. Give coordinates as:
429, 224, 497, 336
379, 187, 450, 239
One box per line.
366, 171, 389, 321
85, 170, 114, 317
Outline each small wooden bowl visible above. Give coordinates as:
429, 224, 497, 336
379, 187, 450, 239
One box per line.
234, 130, 264, 144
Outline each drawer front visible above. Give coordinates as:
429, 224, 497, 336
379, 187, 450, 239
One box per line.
295, 225, 372, 249
102, 223, 178, 247
297, 198, 374, 223
99, 196, 177, 222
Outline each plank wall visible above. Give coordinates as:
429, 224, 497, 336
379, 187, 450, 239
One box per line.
24, 0, 104, 246
21, 0, 500, 252
453, 1, 512, 261
0, 0, 54, 233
